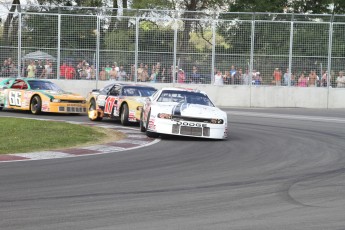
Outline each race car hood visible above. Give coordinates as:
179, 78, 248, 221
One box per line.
39, 90, 85, 100
154, 102, 226, 118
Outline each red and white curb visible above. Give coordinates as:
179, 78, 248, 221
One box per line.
0, 120, 160, 163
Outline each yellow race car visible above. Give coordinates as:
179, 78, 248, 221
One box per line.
0, 78, 87, 114
87, 83, 157, 126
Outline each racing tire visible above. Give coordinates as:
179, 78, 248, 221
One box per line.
120, 103, 130, 126
30, 95, 42, 115
146, 110, 159, 138
139, 109, 146, 132
88, 99, 102, 121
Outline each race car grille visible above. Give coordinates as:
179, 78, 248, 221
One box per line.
59, 106, 86, 113
59, 100, 86, 103
172, 124, 210, 137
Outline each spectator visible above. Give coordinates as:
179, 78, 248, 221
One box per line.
273, 68, 282, 86
291, 72, 296, 86
156, 67, 166, 82
214, 70, 223, 86
109, 65, 118, 80
60, 61, 68, 79
298, 72, 308, 87
141, 65, 149, 82
113, 62, 120, 72
118, 65, 127, 81
137, 63, 144, 81
1, 59, 10, 77
230, 65, 236, 78
242, 69, 250, 85
65, 63, 76, 80
190, 66, 201, 83
90, 65, 96, 80
283, 68, 290, 86
336, 71, 345, 88
99, 67, 107, 80
234, 68, 243, 85
44, 60, 53, 79
27, 60, 36, 78
308, 70, 318, 87
321, 70, 328, 87
253, 72, 262, 85
36, 60, 44, 78
223, 71, 231, 85
150, 69, 157, 83
104, 63, 112, 80
177, 69, 185, 83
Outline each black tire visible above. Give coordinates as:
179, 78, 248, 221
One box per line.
146, 110, 159, 138
88, 99, 102, 121
30, 95, 42, 115
140, 109, 146, 132
0, 106, 3, 111
120, 103, 130, 126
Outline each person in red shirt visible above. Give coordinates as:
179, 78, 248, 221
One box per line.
65, 63, 76, 80
273, 68, 282, 86
59, 61, 68, 79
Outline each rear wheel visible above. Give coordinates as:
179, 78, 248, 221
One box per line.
120, 103, 130, 126
30, 95, 42, 115
146, 110, 159, 138
88, 99, 102, 121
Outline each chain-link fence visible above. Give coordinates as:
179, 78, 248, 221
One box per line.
1, 4, 345, 88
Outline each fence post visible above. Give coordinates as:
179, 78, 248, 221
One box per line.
326, 15, 334, 108
96, 15, 100, 88
288, 15, 294, 87
249, 14, 255, 86
17, 12, 22, 77
172, 16, 178, 84
135, 16, 139, 83
57, 14, 61, 80
211, 18, 216, 85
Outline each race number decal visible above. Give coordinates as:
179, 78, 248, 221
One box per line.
9, 91, 22, 106
104, 96, 117, 114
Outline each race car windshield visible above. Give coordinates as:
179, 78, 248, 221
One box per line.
157, 90, 214, 107
28, 80, 63, 91
122, 87, 156, 97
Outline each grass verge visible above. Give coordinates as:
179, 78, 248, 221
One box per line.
0, 117, 126, 154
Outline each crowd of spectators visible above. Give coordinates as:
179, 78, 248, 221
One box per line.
213, 65, 345, 88
1, 57, 345, 88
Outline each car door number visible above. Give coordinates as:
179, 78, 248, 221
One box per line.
9, 91, 22, 106
104, 96, 118, 114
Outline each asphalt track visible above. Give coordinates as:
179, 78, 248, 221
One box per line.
0, 108, 345, 230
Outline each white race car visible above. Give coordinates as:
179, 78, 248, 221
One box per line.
140, 87, 228, 139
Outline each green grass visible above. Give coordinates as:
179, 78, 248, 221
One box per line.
0, 117, 116, 154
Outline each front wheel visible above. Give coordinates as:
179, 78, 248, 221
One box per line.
88, 99, 102, 121
30, 95, 42, 115
146, 110, 159, 138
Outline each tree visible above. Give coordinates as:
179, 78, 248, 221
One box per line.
2, 0, 20, 46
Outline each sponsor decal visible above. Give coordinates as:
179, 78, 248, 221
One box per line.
148, 118, 156, 131
176, 121, 206, 127
42, 102, 49, 112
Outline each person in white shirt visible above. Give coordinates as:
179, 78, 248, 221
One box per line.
214, 70, 223, 86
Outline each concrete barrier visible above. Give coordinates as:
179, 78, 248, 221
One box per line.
51, 80, 345, 109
